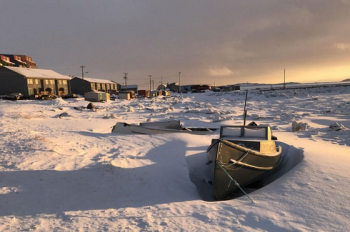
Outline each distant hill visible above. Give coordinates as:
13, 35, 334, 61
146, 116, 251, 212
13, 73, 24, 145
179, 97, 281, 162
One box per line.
276, 82, 301, 85
236, 82, 301, 86
342, 78, 350, 82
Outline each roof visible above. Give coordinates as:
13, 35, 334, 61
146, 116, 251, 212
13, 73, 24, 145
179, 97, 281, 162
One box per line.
5, 66, 71, 80
120, 85, 138, 89
74, 76, 115, 84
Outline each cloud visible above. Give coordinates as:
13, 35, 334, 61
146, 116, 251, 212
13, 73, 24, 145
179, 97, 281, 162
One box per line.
334, 43, 350, 50
209, 68, 235, 76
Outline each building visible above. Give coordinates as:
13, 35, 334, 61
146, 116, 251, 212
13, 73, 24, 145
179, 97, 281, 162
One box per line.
70, 77, 118, 96
191, 85, 210, 91
166, 82, 179, 92
157, 84, 166, 90
150, 90, 162, 97
179, 85, 192, 93
111, 81, 121, 93
0, 55, 15, 67
138, 90, 150, 98
0, 54, 37, 68
223, 85, 241, 91
85, 90, 110, 102
120, 85, 138, 92
0, 66, 71, 98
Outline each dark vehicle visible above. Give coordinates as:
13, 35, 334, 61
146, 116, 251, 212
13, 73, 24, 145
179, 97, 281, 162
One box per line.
2, 93, 24, 100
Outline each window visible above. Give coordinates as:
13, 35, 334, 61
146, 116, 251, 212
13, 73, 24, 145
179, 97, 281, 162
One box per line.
58, 80, 62, 84
35, 79, 39, 84
59, 87, 66, 93
62, 80, 67, 84
27, 79, 33, 84
50, 80, 54, 84
45, 80, 49, 84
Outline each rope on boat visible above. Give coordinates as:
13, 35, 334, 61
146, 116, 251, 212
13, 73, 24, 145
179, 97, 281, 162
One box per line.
223, 148, 252, 171
228, 159, 275, 171
222, 145, 282, 171
221, 148, 275, 171
217, 161, 254, 203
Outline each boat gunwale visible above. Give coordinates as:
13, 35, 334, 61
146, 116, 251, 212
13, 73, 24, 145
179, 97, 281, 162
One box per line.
217, 139, 281, 157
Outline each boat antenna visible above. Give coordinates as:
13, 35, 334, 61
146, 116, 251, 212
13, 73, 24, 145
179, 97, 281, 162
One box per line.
243, 90, 248, 126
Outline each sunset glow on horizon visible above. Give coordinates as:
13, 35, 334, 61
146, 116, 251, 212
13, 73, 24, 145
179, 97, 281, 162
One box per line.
1, 1, 349, 88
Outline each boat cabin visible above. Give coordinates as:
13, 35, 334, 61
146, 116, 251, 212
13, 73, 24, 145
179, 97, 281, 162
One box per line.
220, 126, 272, 140
218, 126, 276, 153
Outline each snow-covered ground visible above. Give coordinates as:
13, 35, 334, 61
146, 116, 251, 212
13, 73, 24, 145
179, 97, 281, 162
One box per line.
0, 85, 349, 231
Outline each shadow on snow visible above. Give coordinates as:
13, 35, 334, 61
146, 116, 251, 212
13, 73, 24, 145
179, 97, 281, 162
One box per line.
0, 139, 199, 216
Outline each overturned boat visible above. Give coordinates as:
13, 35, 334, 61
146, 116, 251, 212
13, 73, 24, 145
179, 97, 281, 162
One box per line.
112, 120, 218, 135
206, 125, 282, 199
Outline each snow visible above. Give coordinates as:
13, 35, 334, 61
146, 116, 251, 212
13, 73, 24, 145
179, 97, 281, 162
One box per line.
0, 85, 349, 231
74, 76, 115, 84
4, 66, 71, 80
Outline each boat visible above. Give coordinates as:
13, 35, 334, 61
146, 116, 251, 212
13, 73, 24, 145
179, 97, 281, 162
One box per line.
111, 120, 218, 135
206, 125, 282, 199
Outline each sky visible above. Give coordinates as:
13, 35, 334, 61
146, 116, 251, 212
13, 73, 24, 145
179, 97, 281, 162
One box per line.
1, 0, 350, 89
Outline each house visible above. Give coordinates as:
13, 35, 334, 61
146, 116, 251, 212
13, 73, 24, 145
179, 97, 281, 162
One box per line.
0, 66, 71, 98
157, 84, 166, 90
179, 85, 192, 93
166, 82, 179, 92
223, 85, 240, 91
111, 81, 121, 93
120, 85, 138, 92
191, 85, 210, 91
0, 55, 15, 67
0, 54, 37, 68
70, 77, 118, 96
150, 90, 162, 97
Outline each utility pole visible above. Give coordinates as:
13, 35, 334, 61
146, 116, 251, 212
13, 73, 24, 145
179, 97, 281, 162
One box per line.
152, 80, 154, 90
123, 72, 128, 91
149, 75, 152, 91
284, 69, 286, 89
178, 72, 181, 93
80, 65, 85, 96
